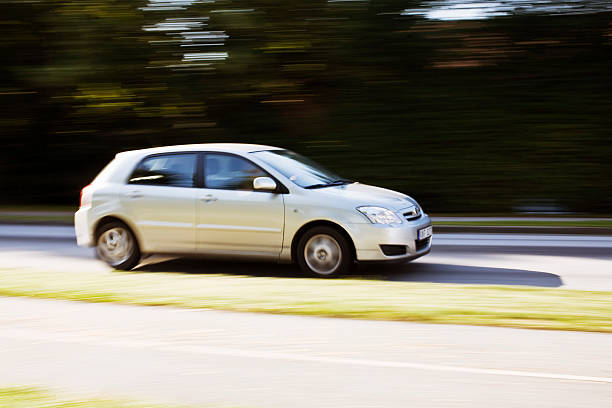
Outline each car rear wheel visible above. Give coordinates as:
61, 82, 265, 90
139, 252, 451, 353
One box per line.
297, 226, 353, 278
96, 222, 140, 270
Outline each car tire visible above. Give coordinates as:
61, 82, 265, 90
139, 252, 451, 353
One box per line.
96, 221, 141, 270
297, 226, 354, 278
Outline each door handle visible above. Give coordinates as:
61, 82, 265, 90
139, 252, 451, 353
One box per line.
127, 191, 143, 199
200, 194, 218, 203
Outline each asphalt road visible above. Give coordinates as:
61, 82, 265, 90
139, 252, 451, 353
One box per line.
1, 226, 612, 407
1, 296, 610, 408
1, 225, 612, 290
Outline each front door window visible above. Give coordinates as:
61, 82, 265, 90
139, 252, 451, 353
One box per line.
204, 153, 267, 191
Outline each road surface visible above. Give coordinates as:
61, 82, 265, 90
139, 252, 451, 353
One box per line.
1, 226, 611, 407
1, 225, 611, 290
1, 296, 611, 408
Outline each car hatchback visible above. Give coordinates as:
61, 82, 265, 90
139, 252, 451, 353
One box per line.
75, 143, 432, 277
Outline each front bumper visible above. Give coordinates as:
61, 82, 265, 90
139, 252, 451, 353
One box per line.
347, 214, 432, 262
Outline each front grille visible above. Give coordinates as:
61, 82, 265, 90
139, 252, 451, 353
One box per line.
415, 237, 431, 252
380, 245, 407, 256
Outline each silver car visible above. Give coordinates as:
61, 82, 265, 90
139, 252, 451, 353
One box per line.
75, 143, 432, 277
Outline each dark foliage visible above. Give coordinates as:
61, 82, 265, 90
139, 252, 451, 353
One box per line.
1, 1, 610, 212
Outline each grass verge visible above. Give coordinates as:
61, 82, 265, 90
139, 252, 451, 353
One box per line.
0, 206, 75, 224
0, 205, 76, 212
0, 386, 191, 408
0, 214, 75, 223
436, 220, 612, 228
1, 268, 611, 332
4, 217, 610, 227
1, 207, 611, 228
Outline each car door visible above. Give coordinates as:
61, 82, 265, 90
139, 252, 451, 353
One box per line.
196, 152, 285, 257
122, 152, 199, 253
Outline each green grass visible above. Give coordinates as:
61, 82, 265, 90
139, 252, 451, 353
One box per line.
0, 206, 75, 224
0, 386, 192, 408
1, 207, 611, 228
435, 220, 612, 228
3, 217, 610, 227
0, 214, 74, 223
0, 205, 76, 212
1, 207, 611, 229
1, 268, 611, 332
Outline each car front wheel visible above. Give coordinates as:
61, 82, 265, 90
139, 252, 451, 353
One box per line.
297, 226, 354, 278
96, 222, 140, 270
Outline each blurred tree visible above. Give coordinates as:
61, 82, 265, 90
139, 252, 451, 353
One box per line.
0, 0, 610, 212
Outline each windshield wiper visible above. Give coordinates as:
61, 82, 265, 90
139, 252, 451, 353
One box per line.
304, 179, 354, 189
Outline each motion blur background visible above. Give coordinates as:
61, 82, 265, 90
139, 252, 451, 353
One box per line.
1, 0, 610, 213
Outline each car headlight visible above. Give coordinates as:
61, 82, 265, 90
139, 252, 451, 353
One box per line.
356, 206, 403, 225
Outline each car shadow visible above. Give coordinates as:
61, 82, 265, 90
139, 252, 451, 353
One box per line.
379, 262, 563, 287
133, 256, 563, 287
133, 256, 305, 278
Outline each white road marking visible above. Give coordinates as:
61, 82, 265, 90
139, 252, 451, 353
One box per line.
2, 327, 611, 384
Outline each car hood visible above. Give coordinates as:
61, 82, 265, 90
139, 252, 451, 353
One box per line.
312, 183, 419, 211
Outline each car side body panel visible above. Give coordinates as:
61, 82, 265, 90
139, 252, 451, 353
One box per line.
196, 187, 285, 258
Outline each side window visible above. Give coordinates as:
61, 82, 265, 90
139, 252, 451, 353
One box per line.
128, 153, 197, 188
205, 153, 267, 191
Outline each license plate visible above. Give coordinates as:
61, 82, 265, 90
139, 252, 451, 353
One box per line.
418, 226, 433, 240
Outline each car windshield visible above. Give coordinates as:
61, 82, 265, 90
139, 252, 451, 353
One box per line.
251, 149, 351, 189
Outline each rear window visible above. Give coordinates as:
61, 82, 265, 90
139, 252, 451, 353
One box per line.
128, 153, 197, 188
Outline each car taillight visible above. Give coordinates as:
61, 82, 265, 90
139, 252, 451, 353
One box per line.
80, 184, 91, 208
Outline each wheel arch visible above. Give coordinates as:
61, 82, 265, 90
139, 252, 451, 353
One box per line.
290, 220, 356, 264
93, 215, 142, 252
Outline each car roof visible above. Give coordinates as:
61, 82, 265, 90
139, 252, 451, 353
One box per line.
116, 143, 282, 158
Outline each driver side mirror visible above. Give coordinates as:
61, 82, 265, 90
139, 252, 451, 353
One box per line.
253, 176, 277, 192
